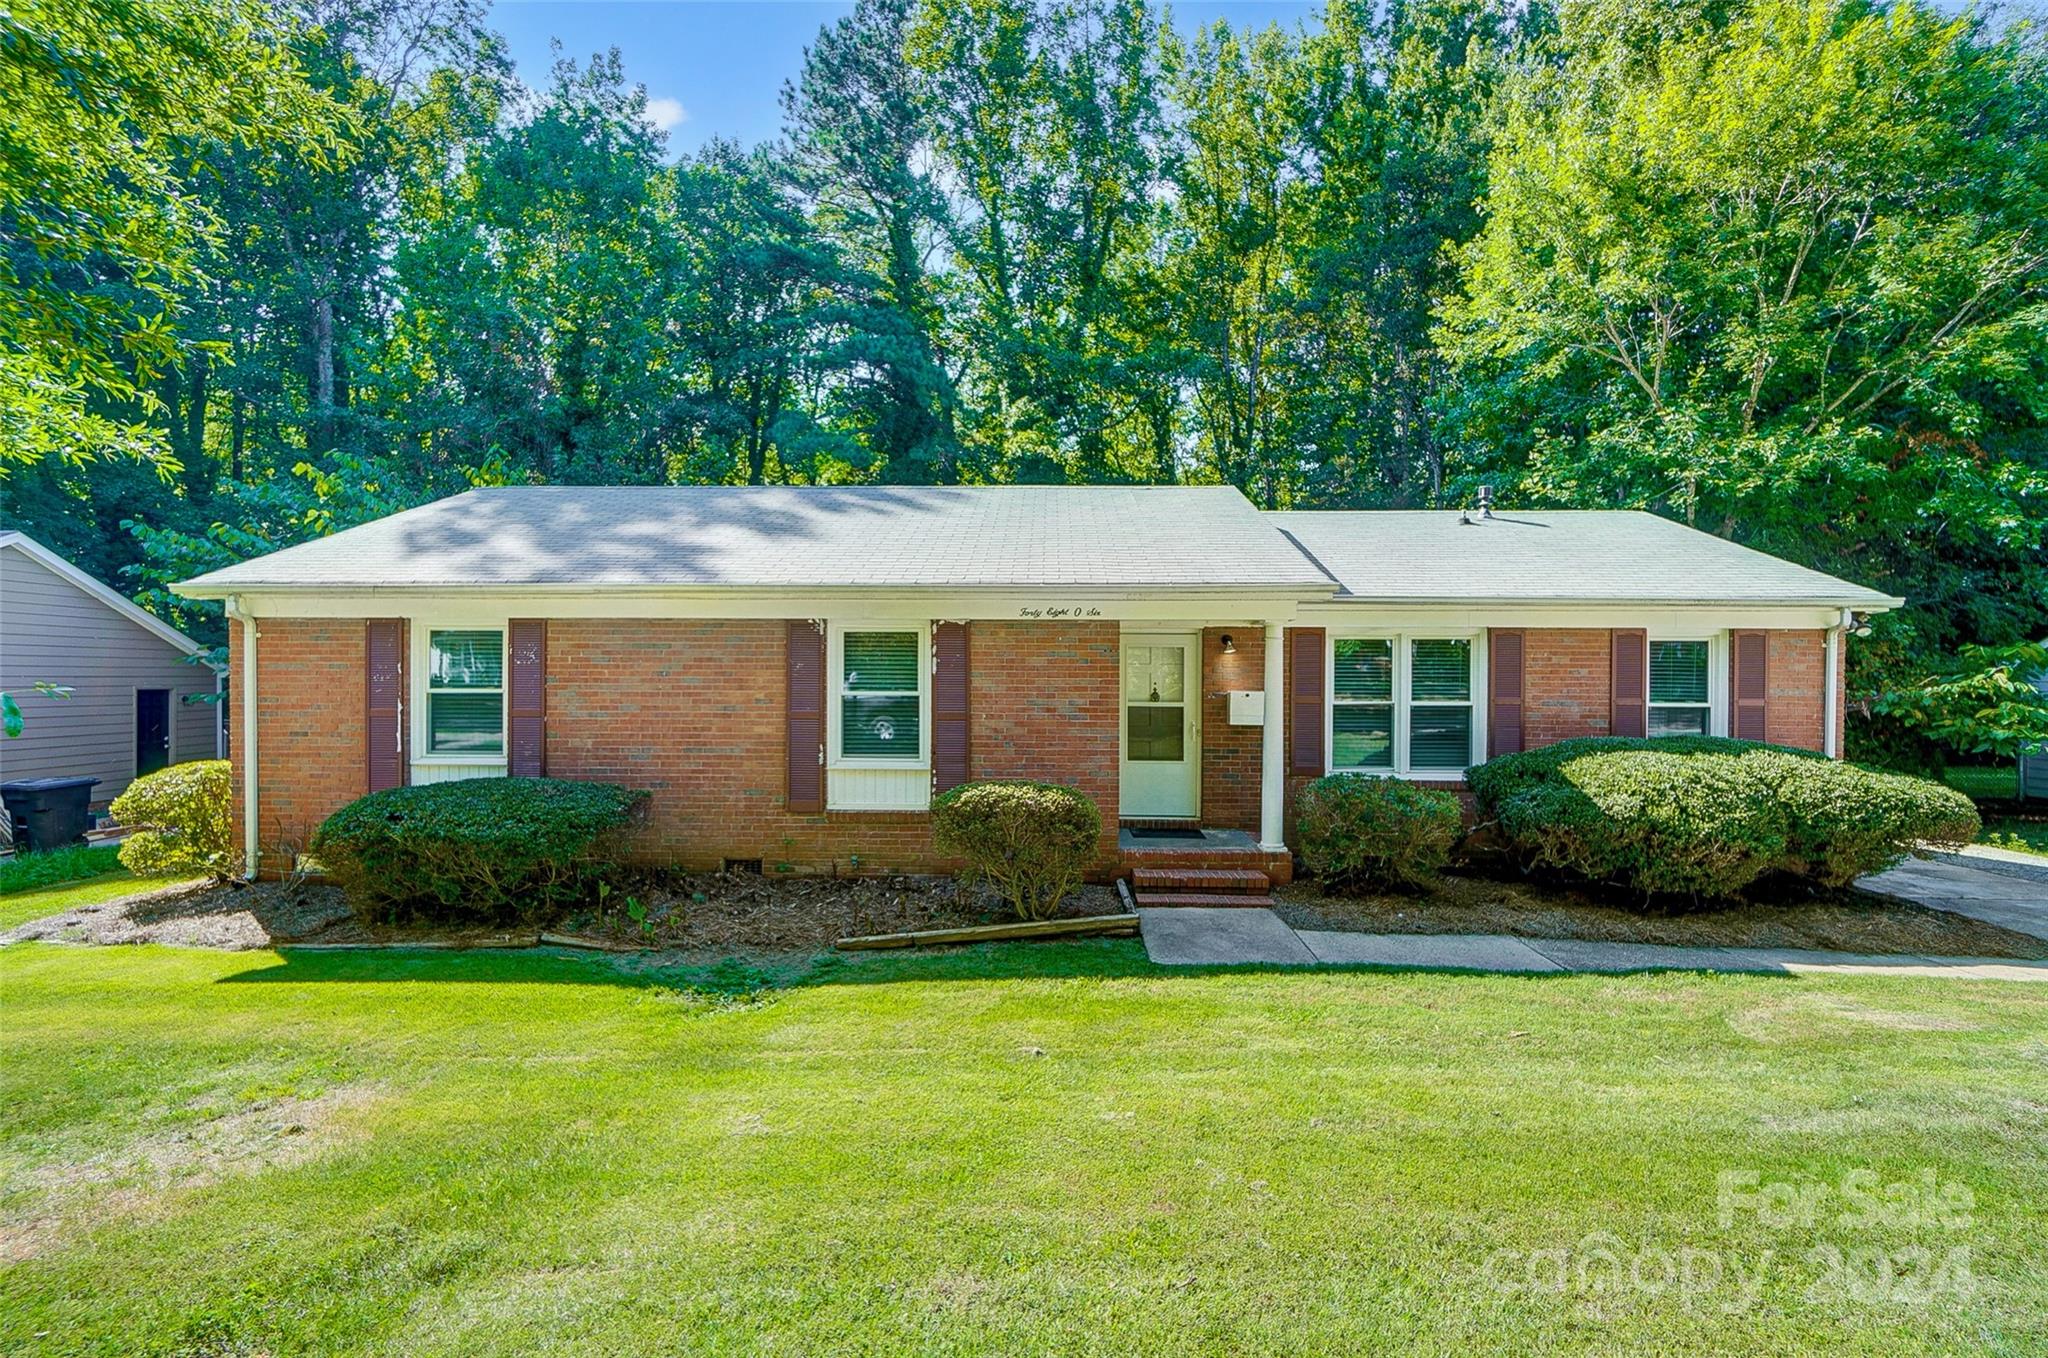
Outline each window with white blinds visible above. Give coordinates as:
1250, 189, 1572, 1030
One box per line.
1648, 640, 1712, 736
426, 629, 505, 754
836, 629, 925, 762
1409, 639, 1474, 771
1329, 634, 1479, 776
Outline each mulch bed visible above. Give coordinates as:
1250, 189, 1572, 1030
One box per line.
2, 872, 1121, 955
1273, 868, 2048, 960
3, 879, 356, 951
556, 871, 1122, 952
10, 862, 2036, 961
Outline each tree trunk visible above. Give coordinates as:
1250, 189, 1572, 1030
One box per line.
308, 296, 336, 456
182, 351, 211, 504
230, 393, 246, 483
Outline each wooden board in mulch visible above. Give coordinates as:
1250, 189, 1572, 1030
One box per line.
1272, 868, 2048, 960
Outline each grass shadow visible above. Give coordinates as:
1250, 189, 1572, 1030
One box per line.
212, 937, 1828, 994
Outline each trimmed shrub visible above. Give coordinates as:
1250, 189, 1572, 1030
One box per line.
1496, 751, 1788, 899
110, 760, 235, 882
1473, 737, 1981, 902
1466, 735, 1822, 807
930, 781, 1102, 921
1295, 775, 1463, 890
1740, 751, 1979, 886
312, 777, 648, 924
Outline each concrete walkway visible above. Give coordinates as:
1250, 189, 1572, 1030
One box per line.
1140, 851, 2048, 978
1139, 909, 2048, 981
1858, 853, 2048, 941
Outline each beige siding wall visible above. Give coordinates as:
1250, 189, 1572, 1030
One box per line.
0, 548, 218, 806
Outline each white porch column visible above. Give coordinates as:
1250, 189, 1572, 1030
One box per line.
1260, 621, 1286, 851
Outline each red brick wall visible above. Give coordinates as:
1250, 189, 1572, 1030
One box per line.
231, 617, 369, 875
1765, 629, 1827, 753
967, 621, 1120, 864
232, 614, 1838, 879
1276, 624, 1836, 832
1199, 627, 1264, 833
543, 618, 1120, 875
1523, 629, 1615, 747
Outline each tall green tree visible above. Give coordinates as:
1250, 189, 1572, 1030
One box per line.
1288, 0, 1525, 506
669, 140, 851, 484
784, 0, 960, 482
0, 0, 347, 478
392, 48, 688, 485
1437, 0, 2048, 715
1163, 19, 1305, 505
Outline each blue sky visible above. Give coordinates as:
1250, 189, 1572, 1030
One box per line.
492, 1, 1323, 154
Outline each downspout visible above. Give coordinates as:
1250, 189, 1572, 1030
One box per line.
1823, 609, 1847, 759
225, 595, 259, 879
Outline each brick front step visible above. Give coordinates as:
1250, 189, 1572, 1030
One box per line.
1130, 866, 1272, 895
1131, 891, 1280, 908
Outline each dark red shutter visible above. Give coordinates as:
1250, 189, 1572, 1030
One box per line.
1489, 628, 1525, 757
1731, 630, 1770, 741
1287, 627, 1325, 776
1610, 629, 1647, 738
931, 622, 971, 794
787, 620, 825, 813
508, 619, 546, 777
365, 619, 405, 792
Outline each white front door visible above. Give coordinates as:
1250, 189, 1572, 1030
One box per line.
1120, 633, 1200, 819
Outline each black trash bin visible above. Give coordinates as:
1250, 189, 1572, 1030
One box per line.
1, 776, 102, 851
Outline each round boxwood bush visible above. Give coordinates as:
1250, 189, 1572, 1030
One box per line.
312, 777, 648, 924
930, 780, 1102, 921
1295, 775, 1464, 891
110, 759, 235, 882
1472, 736, 1979, 903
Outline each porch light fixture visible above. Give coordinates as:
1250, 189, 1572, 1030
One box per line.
1219, 634, 1236, 655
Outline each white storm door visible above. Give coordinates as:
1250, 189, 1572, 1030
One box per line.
1120, 634, 1200, 818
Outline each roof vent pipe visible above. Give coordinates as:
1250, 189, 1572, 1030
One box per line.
1476, 484, 1495, 519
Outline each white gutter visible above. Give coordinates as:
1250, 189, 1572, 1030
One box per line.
225, 595, 259, 879
1823, 609, 1847, 758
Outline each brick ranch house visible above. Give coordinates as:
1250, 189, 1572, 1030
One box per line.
174, 486, 1898, 887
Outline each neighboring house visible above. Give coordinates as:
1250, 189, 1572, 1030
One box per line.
172, 486, 1900, 881
2022, 659, 2048, 802
2, 531, 221, 809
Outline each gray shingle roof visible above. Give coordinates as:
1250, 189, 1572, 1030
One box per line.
1270, 510, 1901, 607
177, 485, 1333, 592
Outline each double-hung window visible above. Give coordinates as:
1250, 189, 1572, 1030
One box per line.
1648, 640, 1712, 736
836, 629, 925, 764
1331, 639, 1395, 770
426, 629, 505, 755
1407, 639, 1475, 772
1329, 635, 1479, 776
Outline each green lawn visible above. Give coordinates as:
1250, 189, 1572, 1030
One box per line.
1981, 819, 2048, 858
1946, 765, 2018, 802
0, 872, 167, 932
2, 943, 2043, 1355
0, 844, 123, 896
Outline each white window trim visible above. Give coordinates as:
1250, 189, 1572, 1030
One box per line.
1647, 633, 1727, 737
827, 621, 931, 771
410, 619, 510, 766
1326, 630, 1488, 779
